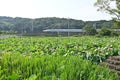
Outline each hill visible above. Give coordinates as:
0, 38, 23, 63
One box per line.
0, 16, 114, 34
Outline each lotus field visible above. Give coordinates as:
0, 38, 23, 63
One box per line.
0, 36, 120, 80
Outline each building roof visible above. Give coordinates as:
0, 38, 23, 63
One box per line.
43, 29, 85, 32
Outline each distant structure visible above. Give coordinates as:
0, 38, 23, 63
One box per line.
43, 29, 84, 32
43, 18, 86, 36
43, 29, 85, 36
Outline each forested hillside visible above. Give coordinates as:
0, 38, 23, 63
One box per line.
0, 16, 114, 34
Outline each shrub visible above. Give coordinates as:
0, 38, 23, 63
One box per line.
98, 27, 119, 36
83, 26, 97, 35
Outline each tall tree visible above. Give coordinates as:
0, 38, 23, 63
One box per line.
94, 0, 120, 28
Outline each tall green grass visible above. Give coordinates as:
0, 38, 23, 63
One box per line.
0, 53, 118, 80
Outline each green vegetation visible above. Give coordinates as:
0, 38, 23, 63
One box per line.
95, 0, 120, 29
83, 26, 97, 35
0, 53, 118, 80
0, 16, 115, 35
0, 37, 119, 79
98, 27, 119, 36
0, 37, 120, 63
0, 1, 120, 79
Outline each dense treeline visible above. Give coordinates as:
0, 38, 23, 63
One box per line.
0, 16, 114, 34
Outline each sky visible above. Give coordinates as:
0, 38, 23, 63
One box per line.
0, 0, 114, 21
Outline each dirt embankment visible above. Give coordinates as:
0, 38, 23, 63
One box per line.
100, 56, 120, 79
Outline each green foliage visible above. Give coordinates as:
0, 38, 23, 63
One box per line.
95, 0, 120, 29
0, 16, 116, 36
0, 37, 120, 63
98, 27, 111, 36
113, 19, 120, 29
0, 37, 120, 79
26, 75, 37, 80
98, 27, 119, 36
83, 26, 97, 35
0, 54, 118, 80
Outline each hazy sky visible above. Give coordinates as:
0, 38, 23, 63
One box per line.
0, 0, 113, 21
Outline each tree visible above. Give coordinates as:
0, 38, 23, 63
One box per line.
98, 27, 111, 36
94, 0, 120, 28
83, 26, 97, 35
98, 27, 118, 36
113, 19, 120, 29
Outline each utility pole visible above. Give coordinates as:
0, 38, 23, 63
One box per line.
93, 23, 96, 29
67, 17, 70, 37
31, 19, 34, 32
21, 22, 24, 35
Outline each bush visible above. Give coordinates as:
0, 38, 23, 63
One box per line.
98, 27, 119, 36
83, 26, 97, 35
111, 31, 119, 36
